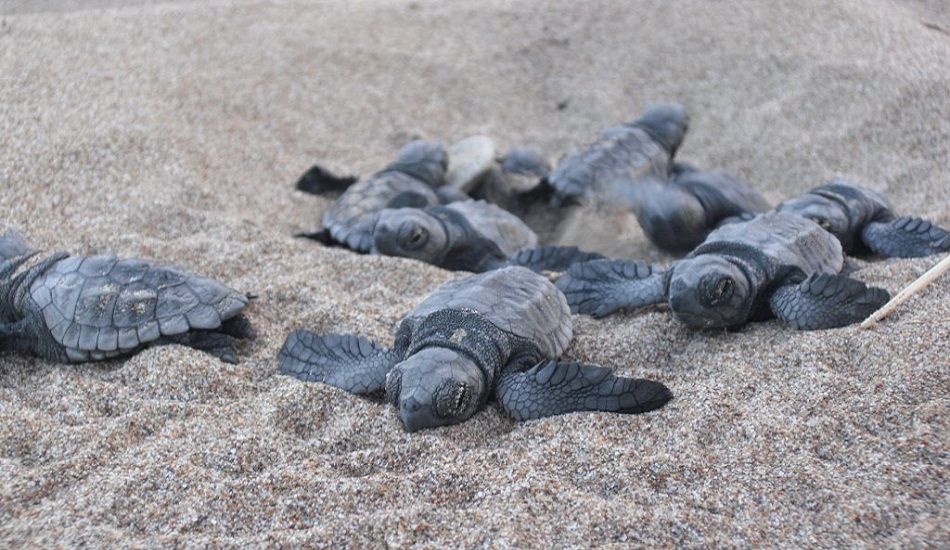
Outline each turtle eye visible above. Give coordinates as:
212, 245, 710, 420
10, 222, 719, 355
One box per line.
709, 276, 735, 305
814, 217, 832, 231
399, 223, 428, 249
716, 277, 733, 296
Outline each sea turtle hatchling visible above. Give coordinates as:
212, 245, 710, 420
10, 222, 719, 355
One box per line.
0, 230, 253, 363
446, 136, 555, 214
371, 199, 602, 273
556, 212, 890, 330
544, 102, 689, 207
775, 179, 950, 258
295, 140, 456, 252
278, 266, 671, 431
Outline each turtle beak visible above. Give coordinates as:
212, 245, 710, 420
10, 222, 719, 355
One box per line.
397, 394, 455, 432
397, 396, 429, 432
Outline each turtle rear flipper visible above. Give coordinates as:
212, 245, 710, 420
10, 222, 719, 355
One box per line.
0, 229, 35, 261
160, 329, 242, 364
160, 314, 255, 364
505, 245, 605, 273
556, 259, 668, 317
861, 217, 950, 258
385, 191, 437, 210
497, 360, 672, 421
278, 330, 401, 395
435, 186, 470, 204
294, 164, 358, 196
768, 273, 889, 330
293, 228, 338, 246
716, 211, 757, 227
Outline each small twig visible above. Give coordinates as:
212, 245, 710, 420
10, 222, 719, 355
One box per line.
860, 253, 950, 329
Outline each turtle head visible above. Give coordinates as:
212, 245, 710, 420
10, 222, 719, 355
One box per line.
371, 208, 448, 263
385, 140, 448, 187
668, 256, 751, 329
634, 102, 690, 156
500, 147, 552, 179
385, 347, 486, 432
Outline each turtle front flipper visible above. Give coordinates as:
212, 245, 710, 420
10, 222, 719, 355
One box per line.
496, 360, 672, 421
768, 273, 889, 330
278, 330, 402, 395
555, 259, 668, 317
505, 245, 606, 273
861, 217, 950, 258
294, 164, 358, 196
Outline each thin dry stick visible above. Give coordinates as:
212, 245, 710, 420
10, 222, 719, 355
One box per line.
860, 253, 950, 329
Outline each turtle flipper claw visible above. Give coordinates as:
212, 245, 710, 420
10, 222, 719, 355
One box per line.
278, 330, 401, 395
862, 217, 950, 258
497, 360, 672, 421
768, 273, 889, 330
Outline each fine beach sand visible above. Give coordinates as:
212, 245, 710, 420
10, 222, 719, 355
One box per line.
1, 0, 948, 547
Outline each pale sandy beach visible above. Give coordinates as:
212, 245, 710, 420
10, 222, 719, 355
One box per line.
1, 0, 948, 547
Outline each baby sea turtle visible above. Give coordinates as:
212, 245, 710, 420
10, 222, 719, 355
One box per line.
545, 102, 689, 207
371, 199, 601, 273
775, 179, 950, 258
295, 140, 454, 252
0, 230, 252, 363
278, 266, 671, 431
556, 212, 890, 330
445, 136, 555, 216
630, 162, 771, 253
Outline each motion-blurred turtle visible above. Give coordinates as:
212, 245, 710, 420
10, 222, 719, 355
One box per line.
631, 162, 771, 253
279, 266, 671, 431
544, 102, 689, 207
556, 212, 889, 330
0, 230, 253, 363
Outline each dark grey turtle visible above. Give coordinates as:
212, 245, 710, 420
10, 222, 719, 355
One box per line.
0, 230, 253, 364
475, 146, 556, 216
278, 266, 671, 431
295, 140, 452, 252
371, 199, 603, 273
544, 102, 689, 207
628, 162, 772, 253
775, 179, 950, 258
556, 212, 890, 330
